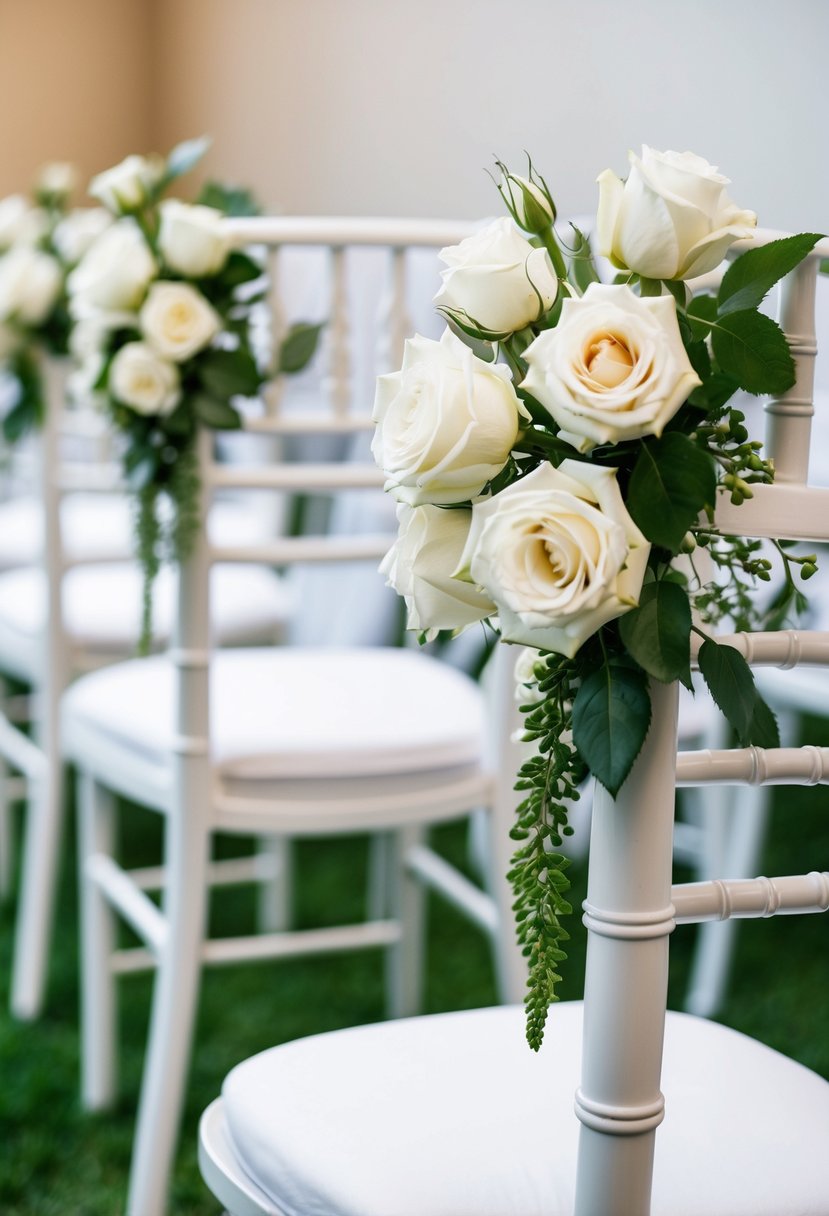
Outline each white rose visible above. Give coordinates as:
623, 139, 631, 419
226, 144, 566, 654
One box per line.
0, 247, 62, 325
109, 341, 180, 414
140, 281, 221, 362
372, 328, 530, 506
459, 460, 650, 658
434, 217, 558, 335
522, 283, 701, 452
89, 154, 164, 214
597, 146, 757, 281
37, 161, 78, 200
68, 219, 157, 312
380, 503, 495, 640
69, 309, 138, 360
52, 208, 113, 265
0, 195, 48, 249
158, 200, 230, 277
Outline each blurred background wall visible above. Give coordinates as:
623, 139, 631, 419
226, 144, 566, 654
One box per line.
1, 0, 827, 230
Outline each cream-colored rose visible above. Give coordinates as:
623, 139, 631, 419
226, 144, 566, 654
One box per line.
434, 217, 558, 335
140, 281, 221, 362
522, 283, 701, 452
0, 247, 62, 325
37, 161, 78, 200
52, 208, 112, 266
109, 341, 180, 414
68, 219, 157, 312
459, 460, 650, 658
158, 200, 230, 277
380, 503, 495, 640
0, 195, 48, 250
597, 146, 757, 281
69, 309, 138, 361
89, 154, 164, 214
373, 328, 529, 506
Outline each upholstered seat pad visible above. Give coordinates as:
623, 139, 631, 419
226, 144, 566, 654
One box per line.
62, 647, 484, 779
221, 1002, 829, 1216
0, 562, 291, 654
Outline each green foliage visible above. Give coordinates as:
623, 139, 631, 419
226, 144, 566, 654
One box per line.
1, 349, 44, 442
709, 309, 795, 395
717, 233, 824, 316
277, 321, 326, 374
627, 433, 717, 552
571, 659, 651, 797
509, 653, 584, 1049
196, 180, 260, 217
697, 639, 779, 747
198, 347, 261, 398
165, 135, 211, 183
619, 580, 692, 687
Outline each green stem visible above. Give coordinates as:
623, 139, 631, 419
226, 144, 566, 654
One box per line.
539, 225, 568, 282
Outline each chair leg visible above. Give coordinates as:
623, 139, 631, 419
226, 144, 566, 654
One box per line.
78, 771, 119, 1111
386, 825, 427, 1019
126, 815, 210, 1216
256, 834, 293, 932
9, 747, 63, 1020
366, 831, 392, 921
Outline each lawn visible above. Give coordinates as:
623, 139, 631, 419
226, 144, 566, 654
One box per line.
1, 717, 828, 1215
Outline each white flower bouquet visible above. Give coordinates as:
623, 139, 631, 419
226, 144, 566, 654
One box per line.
0, 162, 112, 441
373, 147, 822, 1047
67, 138, 321, 649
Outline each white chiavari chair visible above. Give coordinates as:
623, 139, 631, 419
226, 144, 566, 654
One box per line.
0, 357, 293, 1021
197, 232, 829, 1216
61, 217, 530, 1216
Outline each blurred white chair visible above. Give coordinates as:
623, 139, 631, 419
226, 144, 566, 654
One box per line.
62, 217, 525, 1216
198, 230, 829, 1216
0, 358, 292, 1020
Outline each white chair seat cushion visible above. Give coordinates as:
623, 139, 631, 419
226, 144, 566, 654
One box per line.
0, 492, 272, 569
0, 563, 291, 668
219, 1002, 829, 1216
62, 647, 484, 780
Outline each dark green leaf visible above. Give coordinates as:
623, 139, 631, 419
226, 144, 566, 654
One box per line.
219, 251, 264, 289
718, 233, 823, 316
619, 580, 692, 687
686, 293, 718, 340
572, 660, 651, 796
166, 135, 211, 181
627, 433, 717, 552
697, 640, 757, 744
126, 454, 159, 490
192, 393, 242, 430
638, 276, 662, 297
2, 398, 35, 443
688, 370, 741, 413
278, 321, 326, 374
198, 347, 261, 398
748, 695, 780, 749
710, 310, 795, 395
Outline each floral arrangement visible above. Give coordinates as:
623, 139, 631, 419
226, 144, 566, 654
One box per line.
372, 145, 821, 1048
0, 162, 112, 441
66, 138, 320, 649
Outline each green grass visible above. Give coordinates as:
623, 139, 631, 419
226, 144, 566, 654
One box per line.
1, 719, 828, 1215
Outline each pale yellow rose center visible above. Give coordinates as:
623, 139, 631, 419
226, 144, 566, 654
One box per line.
583, 334, 634, 389
164, 302, 196, 340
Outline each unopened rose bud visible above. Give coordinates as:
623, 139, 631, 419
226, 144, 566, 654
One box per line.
495, 158, 556, 235
680, 531, 697, 553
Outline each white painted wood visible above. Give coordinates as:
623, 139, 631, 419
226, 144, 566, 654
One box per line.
78, 774, 118, 1110
673, 870, 829, 922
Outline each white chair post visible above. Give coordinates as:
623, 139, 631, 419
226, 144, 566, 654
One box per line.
126, 428, 214, 1216
10, 356, 72, 1018
765, 256, 818, 483
574, 680, 680, 1216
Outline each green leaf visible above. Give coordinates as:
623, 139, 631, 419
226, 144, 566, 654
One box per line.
749, 695, 780, 749
626, 432, 717, 553
718, 233, 823, 316
166, 135, 211, 181
697, 640, 756, 745
710, 309, 795, 395
196, 180, 260, 217
219, 251, 264, 289
198, 347, 261, 398
192, 393, 242, 430
619, 580, 692, 687
278, 321, 326, 374
686, 293, 718, 340
638, 276, 662, 297
572, 661, 651, 797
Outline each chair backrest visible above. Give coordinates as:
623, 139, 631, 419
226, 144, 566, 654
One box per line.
167, 215, 480, 802
573, 231, 829, 1216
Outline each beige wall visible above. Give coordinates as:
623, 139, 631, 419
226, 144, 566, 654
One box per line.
0, 0, 153, 201
0, 0, 827, 231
